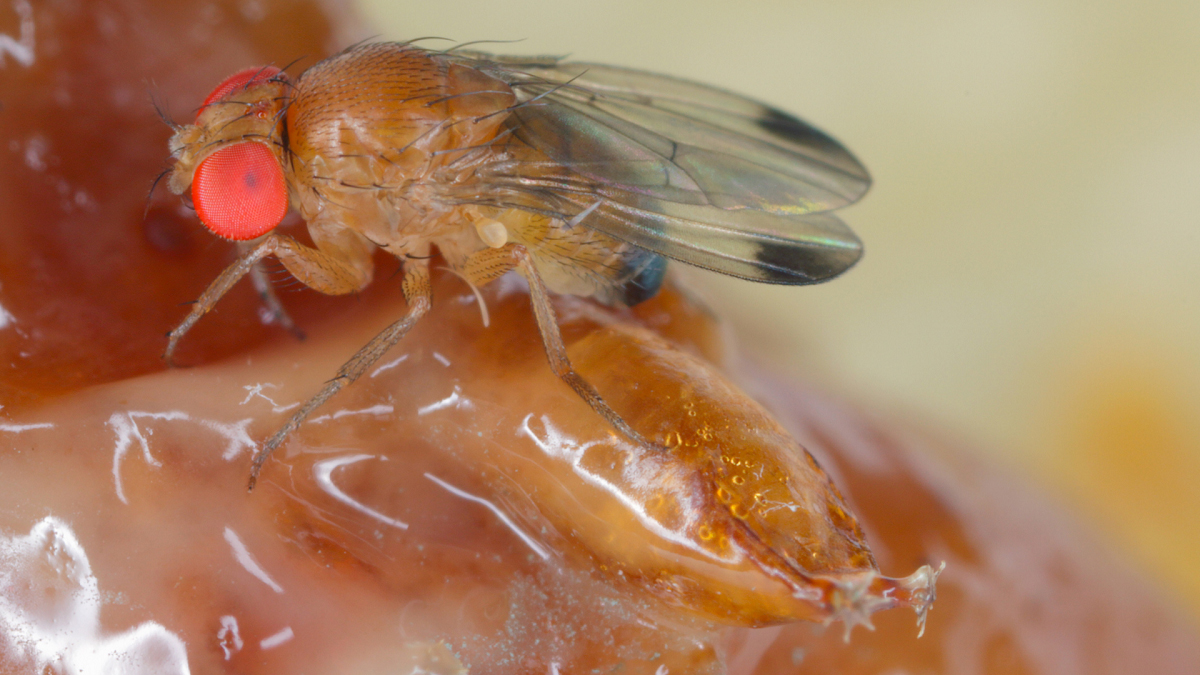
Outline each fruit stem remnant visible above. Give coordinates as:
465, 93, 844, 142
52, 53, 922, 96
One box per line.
823, 561, 946, 642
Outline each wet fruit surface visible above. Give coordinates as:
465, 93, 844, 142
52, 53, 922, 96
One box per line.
1, 1, 1198, 673
0, 0, 355, 402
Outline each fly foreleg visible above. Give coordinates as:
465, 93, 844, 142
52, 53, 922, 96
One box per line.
164, 232, 374, 365
461, 244, 654, 449
247, 263, 433, 491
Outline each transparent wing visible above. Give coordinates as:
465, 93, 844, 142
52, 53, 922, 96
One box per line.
443, 51, 868, 284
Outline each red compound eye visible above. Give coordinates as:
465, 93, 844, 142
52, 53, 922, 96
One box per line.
192, 143, 287, 241
199, 66, 283, 117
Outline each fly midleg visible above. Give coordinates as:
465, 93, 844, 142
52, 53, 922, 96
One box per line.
164, 232, 374, 365
247, 263, 433, 491
461, 244, 656, 451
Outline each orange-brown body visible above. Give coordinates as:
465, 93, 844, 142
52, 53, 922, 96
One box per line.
170, 43, 659, 306
284, 46, 510, 270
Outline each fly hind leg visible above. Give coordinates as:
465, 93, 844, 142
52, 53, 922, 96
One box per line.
460, 244, 655, 450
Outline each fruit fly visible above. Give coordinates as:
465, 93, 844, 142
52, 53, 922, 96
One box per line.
162, 41, 869, 490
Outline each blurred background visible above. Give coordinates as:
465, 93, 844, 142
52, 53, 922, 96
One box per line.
359, 0, 1200, 618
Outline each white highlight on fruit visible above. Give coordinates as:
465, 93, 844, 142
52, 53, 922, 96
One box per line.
0, 516, 191, 674
224, 527, 284, 594
0, 0, 35, 68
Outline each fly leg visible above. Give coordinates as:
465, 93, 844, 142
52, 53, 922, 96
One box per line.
247, 263, 432, 491
460, 245, 654, 449
246, 254, 303, 341
164, 230, 374, 365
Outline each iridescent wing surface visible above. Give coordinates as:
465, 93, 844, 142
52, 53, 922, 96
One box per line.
444, 51, 869, 285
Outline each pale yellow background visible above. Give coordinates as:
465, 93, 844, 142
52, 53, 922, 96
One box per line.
358, 0, 1200, 618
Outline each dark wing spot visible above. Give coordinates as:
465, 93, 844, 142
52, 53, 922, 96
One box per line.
756, 106, 848, 157
754, 240, 863, 285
